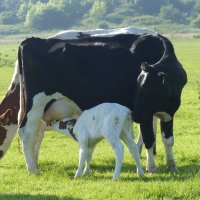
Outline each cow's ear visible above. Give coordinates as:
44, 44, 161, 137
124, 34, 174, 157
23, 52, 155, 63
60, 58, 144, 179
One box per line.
0, 109, 12, 125
141, 62, 152, 72
158, 72, 167, 84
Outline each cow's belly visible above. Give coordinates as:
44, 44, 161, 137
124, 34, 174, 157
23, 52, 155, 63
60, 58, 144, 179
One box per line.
42, 97, 82, 123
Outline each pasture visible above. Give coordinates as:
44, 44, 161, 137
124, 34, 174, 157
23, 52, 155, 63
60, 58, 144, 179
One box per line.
0, 38, 200, 200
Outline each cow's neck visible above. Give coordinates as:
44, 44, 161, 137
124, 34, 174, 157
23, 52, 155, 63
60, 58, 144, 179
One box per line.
0, 62, 20, 124
0, 81, 20, 125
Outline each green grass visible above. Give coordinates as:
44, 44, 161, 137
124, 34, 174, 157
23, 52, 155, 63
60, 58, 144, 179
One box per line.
0, 43, 18, 68
0, 39, 200, 200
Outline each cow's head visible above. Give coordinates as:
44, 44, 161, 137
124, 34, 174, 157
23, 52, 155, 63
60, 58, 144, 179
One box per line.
132, 35, 187, 124
133, 62, 173, 123
0, 109, 18, 159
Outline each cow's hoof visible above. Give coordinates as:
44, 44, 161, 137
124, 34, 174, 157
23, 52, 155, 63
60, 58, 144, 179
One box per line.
167, 160, 178, 173
112, 176, 119, 181
28, 168, 39, 175
137, 168, 144, 177
146, 165, 157, 174
84, 167, 91, 176
74, 169, 83, 178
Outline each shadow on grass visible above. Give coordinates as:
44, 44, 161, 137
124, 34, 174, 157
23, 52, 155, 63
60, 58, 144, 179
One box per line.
35, 159, 200, 182
0, 194, 82, 200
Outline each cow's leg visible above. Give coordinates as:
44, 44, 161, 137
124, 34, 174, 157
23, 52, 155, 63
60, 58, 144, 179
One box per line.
137, 116, 157, 155
121, 132, 144, 176
33, 122, 45, 164
140, 117, 157, 173
152, 116, 157, 155
18, 93, 53, 174
136, 127, 143, 155
84, 144, 96, 176
18, 122, 42, 174
160, 119, 177, 172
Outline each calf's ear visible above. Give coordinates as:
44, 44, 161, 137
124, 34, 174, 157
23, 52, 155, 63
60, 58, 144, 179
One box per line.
158, 72, 167, 85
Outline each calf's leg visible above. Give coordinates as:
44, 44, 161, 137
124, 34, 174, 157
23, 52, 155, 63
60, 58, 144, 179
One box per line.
84, 144, 96, 176
121, 132, 144, 176
75, 146, 88, 178
106, 135, 124, 181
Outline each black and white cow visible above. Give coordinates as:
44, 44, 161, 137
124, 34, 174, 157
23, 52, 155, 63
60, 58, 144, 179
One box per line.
17, 34, 187, 174
0, 33, 141, 160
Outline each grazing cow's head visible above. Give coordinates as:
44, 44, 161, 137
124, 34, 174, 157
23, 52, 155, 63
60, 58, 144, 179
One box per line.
0, 109, 14, 158
132, 35, 187, 123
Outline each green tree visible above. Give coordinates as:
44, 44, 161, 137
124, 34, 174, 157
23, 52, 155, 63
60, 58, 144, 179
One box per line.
25, 3, 69, 30
132, 0, 165, 15
191, 14, 200, 28
89, 0, 108, 19
159, 4, 186, 23
17, 3, 33, 22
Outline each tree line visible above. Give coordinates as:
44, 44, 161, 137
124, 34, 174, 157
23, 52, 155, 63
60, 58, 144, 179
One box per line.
0, 0, 200, 30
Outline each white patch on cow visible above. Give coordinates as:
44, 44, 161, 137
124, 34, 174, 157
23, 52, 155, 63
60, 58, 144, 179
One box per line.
162, 136, 177, 172
94, 42, 106, 46
18, 92, 64, 173
48, 26, 157, 40
42, 97, 81, 123
154, 112, 172, 122
146, 145, 157, 173
140, 70, 148, 86
0, 124, 17, 156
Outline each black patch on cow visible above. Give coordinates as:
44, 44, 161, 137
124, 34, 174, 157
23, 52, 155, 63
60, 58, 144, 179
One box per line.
59, 119, 77, 130
59, 119, 77, 141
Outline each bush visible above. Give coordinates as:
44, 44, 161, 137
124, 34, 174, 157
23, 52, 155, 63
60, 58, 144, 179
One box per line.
25, 4, 70, 30
97, 21, 109, 29
159, 4, 186, 24
123, 15, 161, 26
191, 15, 200, 28
0, 12, 19, 24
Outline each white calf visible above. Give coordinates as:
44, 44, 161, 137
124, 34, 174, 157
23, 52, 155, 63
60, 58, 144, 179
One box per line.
51, 103, 144, 180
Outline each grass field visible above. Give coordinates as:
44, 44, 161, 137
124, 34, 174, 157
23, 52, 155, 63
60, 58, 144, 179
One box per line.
0, 38, 200, 200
